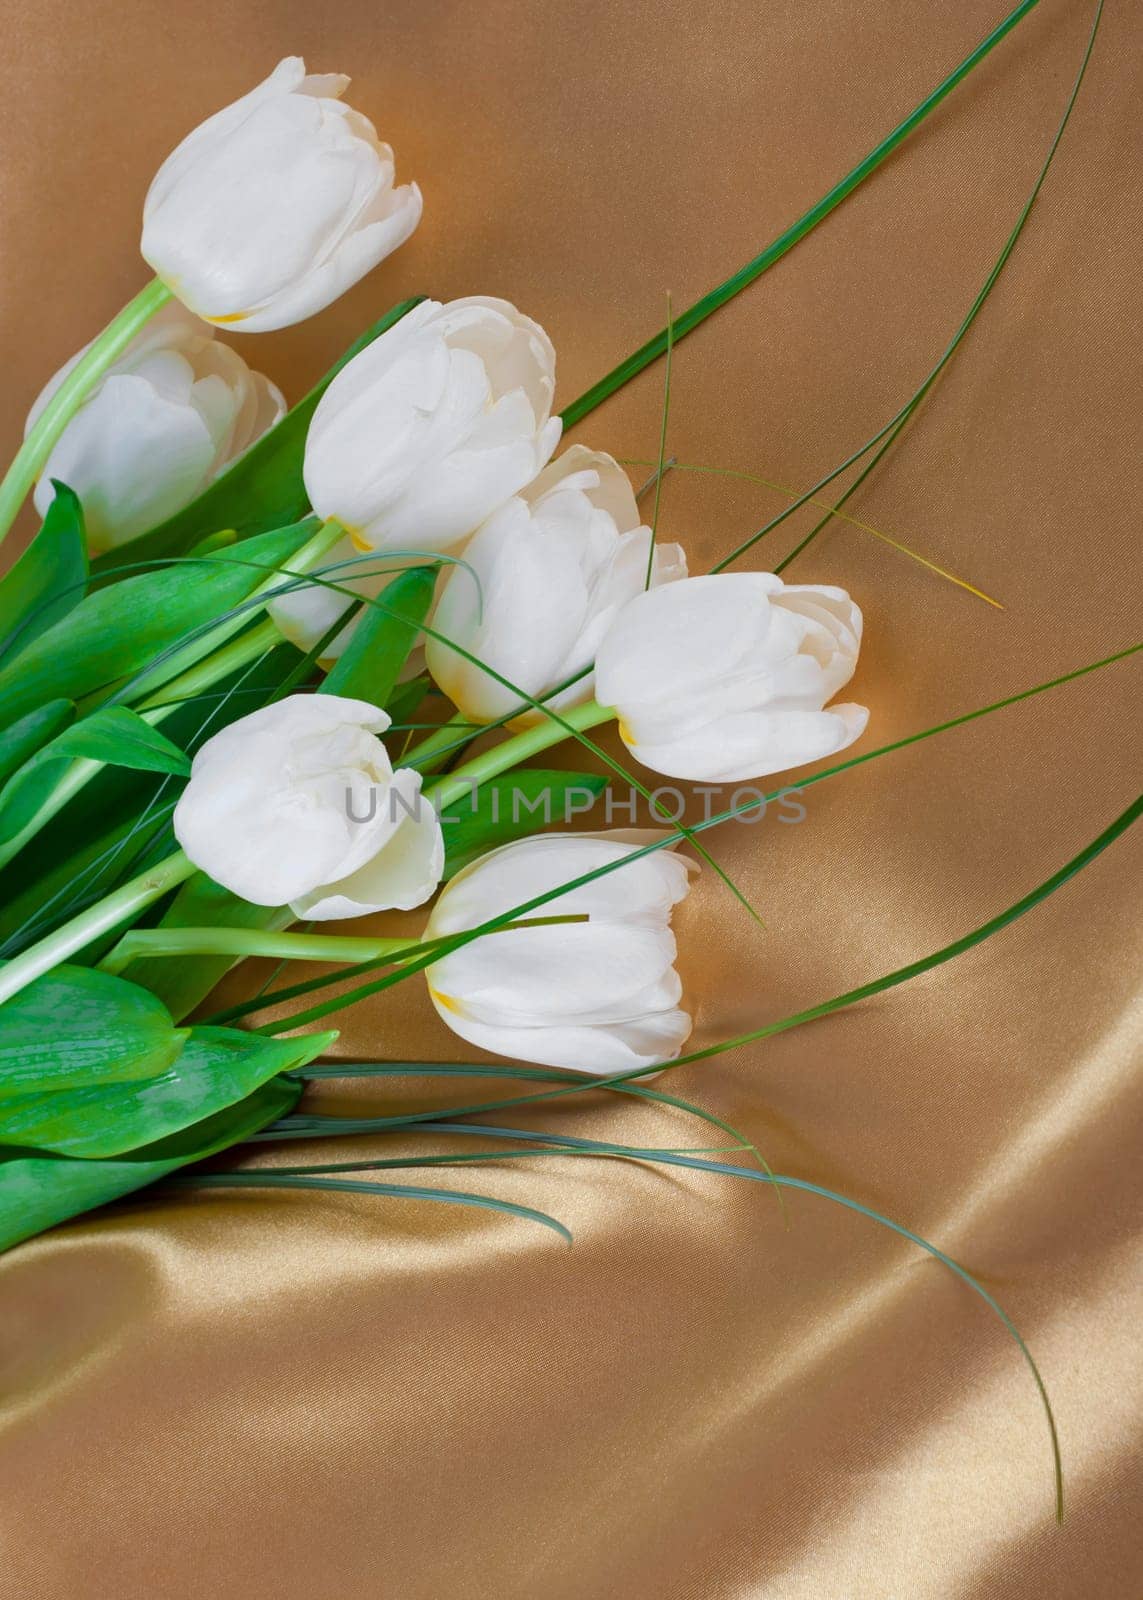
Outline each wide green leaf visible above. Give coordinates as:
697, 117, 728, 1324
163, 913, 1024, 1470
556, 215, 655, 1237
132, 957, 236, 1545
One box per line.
0, 699, 75, 788
0, 706, 190, 848
121, 872, 293, 1022
0, 1076, 301, 1254
91, 298, 424, 573
0, 964, 182, 1097
321, 565, 438, 708
0, 483, 88, 664
0, 519, 317, 730
48, 705, 190, 775
441, 770, 609, 878
0, 1023, 334, 1157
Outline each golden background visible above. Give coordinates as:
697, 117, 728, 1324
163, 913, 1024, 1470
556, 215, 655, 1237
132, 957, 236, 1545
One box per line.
1, 0, 1141, 1594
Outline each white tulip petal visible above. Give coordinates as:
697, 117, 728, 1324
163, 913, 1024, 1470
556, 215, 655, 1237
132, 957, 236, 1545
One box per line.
292, 771, 445, 920
427, 832, 693, 937
595, 571, 868, 783
303, 297, 559, 554
623, 701, 869, 782
427, 922, 678, 1022
424, 445, 685, 725
141, 58, 419, 331
232, 183, 423, 334
28, 306, 284, 549
423, 832, 695, 1073
35, 374, 216, 551
173, 694, 401, 905
267, 535, 409, 658
425, 1000, 692, 1075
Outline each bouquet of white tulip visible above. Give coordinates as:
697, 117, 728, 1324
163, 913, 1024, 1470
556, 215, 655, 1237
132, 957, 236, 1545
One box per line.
0, 8, 1133, 1521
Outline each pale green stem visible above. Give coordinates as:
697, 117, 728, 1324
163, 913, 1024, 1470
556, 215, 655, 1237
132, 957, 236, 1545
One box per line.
97, 913, 586, 978
0, 279, 174, 548
404, 715, 483, 772
97, 925, 419, 977
426, 700, 616, 811
135, 618, 282, 715
0, 848, 194, 1006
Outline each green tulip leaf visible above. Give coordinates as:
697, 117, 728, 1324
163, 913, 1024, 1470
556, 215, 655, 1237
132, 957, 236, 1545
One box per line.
0, 1075, 301, 1254
0, 699, 75, 788
0, 519, 318, 730
0, 643, 303, 947
441, 770, 609, 879
0, 483, 88, 665
0, 964, 182, 1097
91, 298, 425, 573
321, 565, 438, 709
42, 705, 190, 775
0, 1023, 335, 1158
0, 706, 190, 847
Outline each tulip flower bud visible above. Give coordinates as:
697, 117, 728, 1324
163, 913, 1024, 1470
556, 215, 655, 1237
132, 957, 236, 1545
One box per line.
303, 296, 561, 554
424, 831, 696, 1072
425, 446, 687, 723
26, 304, 284, 551
594, 573, 868, 781
141, 58, 422, 333
173, 695, 443, 919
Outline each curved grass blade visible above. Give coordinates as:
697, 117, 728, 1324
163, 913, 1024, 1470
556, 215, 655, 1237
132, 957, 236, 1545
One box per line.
258, 1109, 787, 1224
626, 457, 1002, 608
166, 1171, 573, 1244
560, 0, 1043, 429
265, 1059, 774, 1185
167, 1144, 1061, 1516
277, 793, 1139, 1148
244, 1131, 745, 1163
248, 646, 1140, 1035
265, 1066, 780, 1210
715, 0, 1103, 574
646, 294, 674, 587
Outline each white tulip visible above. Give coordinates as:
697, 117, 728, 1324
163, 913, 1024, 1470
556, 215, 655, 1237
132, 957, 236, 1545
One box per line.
27, 303, 284, 551
303, 296, 561, 554
425, 446, 687, 723
141, 57, 422, 333
172, 694, 443, 920
424, 831, 696, 1073
594, 572, 867, 781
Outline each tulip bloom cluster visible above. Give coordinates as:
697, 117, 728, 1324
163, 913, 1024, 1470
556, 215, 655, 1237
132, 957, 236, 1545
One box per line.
4, 52, 868, 1093
0, 19, 1082, 1518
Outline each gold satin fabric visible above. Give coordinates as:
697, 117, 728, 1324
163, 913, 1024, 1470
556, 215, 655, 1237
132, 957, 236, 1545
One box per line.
1, 1, 1141, 1594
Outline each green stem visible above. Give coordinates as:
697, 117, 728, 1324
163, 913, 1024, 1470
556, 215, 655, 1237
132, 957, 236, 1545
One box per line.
98, 912, 590, 979
404, 714, 483, 773
558, 0, 1042, 429
97, 924, 419, 977
425, 700, 615, 811
0, 848, 194, 1006
0, 279, 174, 547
